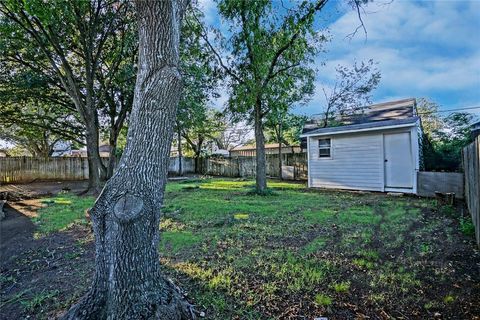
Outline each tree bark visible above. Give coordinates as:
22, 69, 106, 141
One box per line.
106, 129, 118, 180
83, 117, 105, 194
254, 98, 267, 193
177, 126, 183, 176
61, 1, 193, 319
277, 123, 283, 180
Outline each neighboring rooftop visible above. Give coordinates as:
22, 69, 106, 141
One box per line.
303, 98, 416, 129
231, 143, 296, 151
341, 98, 416, 125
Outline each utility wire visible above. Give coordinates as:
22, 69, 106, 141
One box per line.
416, 105, 480, 115
310, 105, 480, 117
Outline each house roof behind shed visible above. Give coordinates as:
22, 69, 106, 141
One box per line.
340, 98, 416, 125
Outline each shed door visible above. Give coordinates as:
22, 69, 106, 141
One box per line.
384, 132, 413, 188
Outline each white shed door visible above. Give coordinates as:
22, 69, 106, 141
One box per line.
384, 132, 413, 188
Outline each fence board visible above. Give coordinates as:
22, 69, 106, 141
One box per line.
463, 136, 480, 247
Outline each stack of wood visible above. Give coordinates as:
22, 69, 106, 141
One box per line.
435, 191, 456, 206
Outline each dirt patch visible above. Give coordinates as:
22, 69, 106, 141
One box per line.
0, 181, 89, 199
0, 205, 36, 267
0, 192, 94, 320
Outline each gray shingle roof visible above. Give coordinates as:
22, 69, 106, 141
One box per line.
301, 117, 419, 137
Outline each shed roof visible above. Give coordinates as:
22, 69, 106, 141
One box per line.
300, 117, 419, 137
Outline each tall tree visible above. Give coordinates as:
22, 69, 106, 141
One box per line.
199, 0, 329, 193
176, 6, 220, 174
62, 0, 193, 319
0, 63, 84, 156
0, 0, 135, 192
265, 112, 307, 178
321, 59, 381, 127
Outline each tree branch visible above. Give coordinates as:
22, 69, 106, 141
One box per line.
189, 9, 243, 84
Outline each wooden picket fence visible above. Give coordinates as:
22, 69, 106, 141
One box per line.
463, 136, 480, 247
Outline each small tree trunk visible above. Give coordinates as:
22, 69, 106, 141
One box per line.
84, 123, 103, 194
278, 142, 283, 180
61, 1, 193, 319
194, 152, 200, 174
177, 127, 183, 176
278, 124, 283, 180
106, 128, 119, 179
254, 98, 267, 193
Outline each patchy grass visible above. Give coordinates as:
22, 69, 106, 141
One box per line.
460, 217, 475, 237
34, 194, 94, 236
20, 290, 59, 313
2, 178, 479, 320
314, 293, 332, 306
331, 281, 350, 293
159, 231, 202, 254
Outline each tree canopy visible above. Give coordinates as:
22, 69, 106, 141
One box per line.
418, 98, 476, 171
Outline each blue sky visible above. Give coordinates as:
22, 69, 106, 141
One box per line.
199, 0, 480, 117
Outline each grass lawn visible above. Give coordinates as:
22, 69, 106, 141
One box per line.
1, 178, 479, 319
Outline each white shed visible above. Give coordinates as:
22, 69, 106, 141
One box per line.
301, 99, 421, 194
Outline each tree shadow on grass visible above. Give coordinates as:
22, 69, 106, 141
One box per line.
0, 205, 94, 320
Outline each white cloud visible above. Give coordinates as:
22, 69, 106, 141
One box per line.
305, 0, 480, 114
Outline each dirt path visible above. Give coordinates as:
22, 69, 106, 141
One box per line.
0, 182, 94, 319
0, 205, 36, 267
0, 180, 89, 199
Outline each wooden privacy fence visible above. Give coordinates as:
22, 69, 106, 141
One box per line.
0, 157, 89, 183
463, 136, 480, 247
0, 154, 307, 183
168, 157, 195, 174
198, 153, 308, 180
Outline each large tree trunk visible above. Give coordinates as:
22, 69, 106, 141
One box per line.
254, 98, 267, 193
61, 1, 193, 319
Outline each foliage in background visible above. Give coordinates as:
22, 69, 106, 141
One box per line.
0, 0, 137, 187
321, 59, 381, 127
175, 6, 223, 171
265, 113, 307, 146
418, 98, 476, 171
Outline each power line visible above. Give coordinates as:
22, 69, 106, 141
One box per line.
416, 105, 480, 115
310, 105, 480, 117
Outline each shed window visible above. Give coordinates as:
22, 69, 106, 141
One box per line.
318, 138, 331, 158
